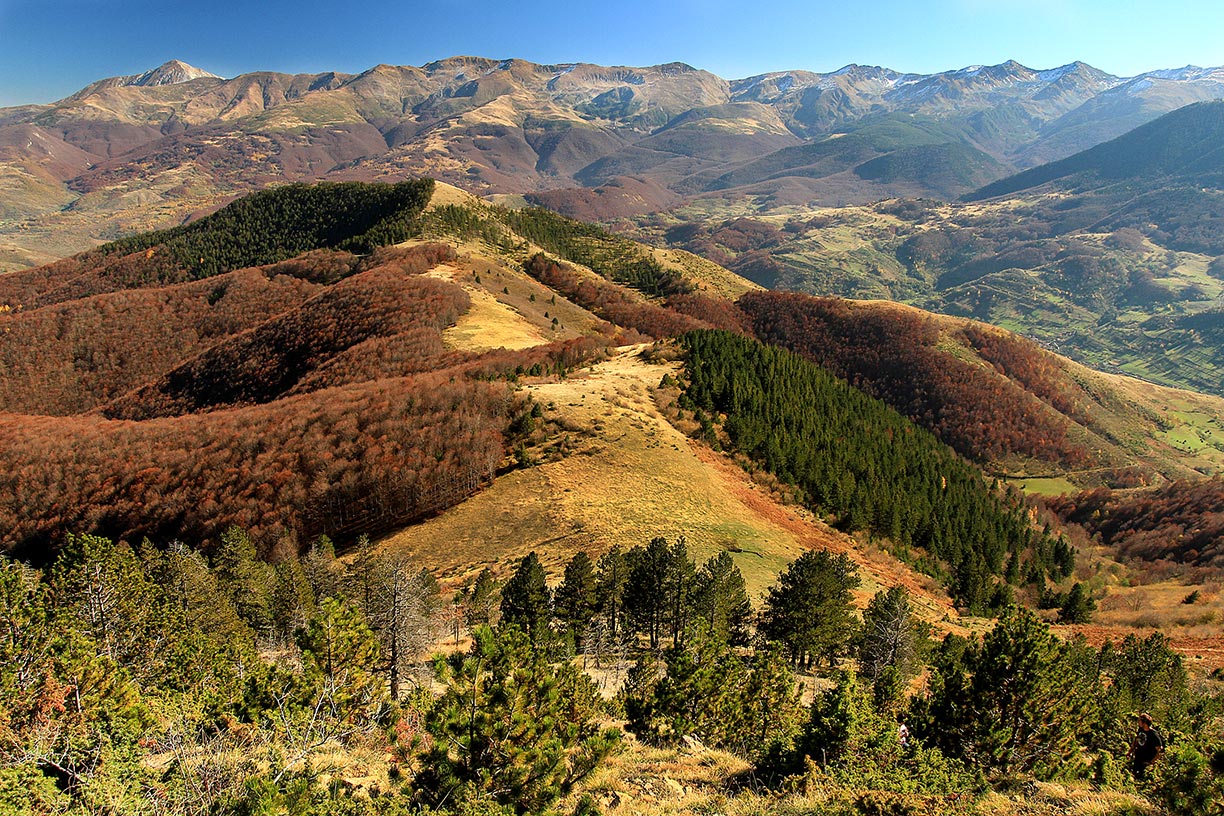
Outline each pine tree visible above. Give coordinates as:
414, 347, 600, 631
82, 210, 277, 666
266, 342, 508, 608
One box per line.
624, 538, 672, 649
859, 585, 924, 705
731, 645, 804, 762
804, 670, 896, 766
212, 526, 274, 635
594, 546, 628, 637
418, 625, 619, 812
499, 552, 550, 642
664, 538, 698, 648
463, 567, 499, 630
361, 554, 441, 699
693, 551, 752, 646
302, 535, 342, 602
554, 552, 598, 652
630, 621, 743, 745
759, 550, 861, 667
293, 597, 386, 734
0, 556, 55, 744
912, 606, 1098, 778
1057, 582, 1096, 624
48, 534, 169, 683
270, 556, 315, 645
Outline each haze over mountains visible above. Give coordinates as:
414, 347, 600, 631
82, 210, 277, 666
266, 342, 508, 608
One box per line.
4, 55, 1224, 270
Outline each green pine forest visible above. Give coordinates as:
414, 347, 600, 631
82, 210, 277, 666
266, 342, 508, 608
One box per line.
678, 330, 1070, 613
3, 532, 1221, 815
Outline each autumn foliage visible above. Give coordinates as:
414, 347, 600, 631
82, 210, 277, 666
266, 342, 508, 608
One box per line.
737, 291, 1095, 468
0, 231, 612, 561
1046, 478, 1224, 566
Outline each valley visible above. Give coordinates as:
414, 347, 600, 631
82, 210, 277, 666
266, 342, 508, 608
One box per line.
3, 46, 1224, 815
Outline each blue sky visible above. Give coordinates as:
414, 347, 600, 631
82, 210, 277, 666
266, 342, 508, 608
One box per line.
2, 0, 1223, 106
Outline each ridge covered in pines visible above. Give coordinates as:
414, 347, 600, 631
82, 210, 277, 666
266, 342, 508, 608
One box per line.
679, 330, 1065, 612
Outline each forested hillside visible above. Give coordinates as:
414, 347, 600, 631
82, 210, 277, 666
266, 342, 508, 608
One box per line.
2, 173, 1224, 816
3, 528, 1220, 815
653, 103, 1224, 398
1046, 478, 1224, 567
679, 330, 1067, 611
0, 184, 619, 560
0, 179, 434, 309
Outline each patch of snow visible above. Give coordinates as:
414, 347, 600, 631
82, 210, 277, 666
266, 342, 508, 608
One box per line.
776, 74, 794, 92
1036, 64, 1078, 83
1127, 78, 1155, 93
956, 65, 985, 77
1144, 65, 1202, 80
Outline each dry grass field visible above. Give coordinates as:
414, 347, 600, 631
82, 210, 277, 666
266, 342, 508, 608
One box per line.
379, 343, 969, 640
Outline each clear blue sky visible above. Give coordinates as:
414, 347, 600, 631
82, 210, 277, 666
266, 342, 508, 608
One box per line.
2, 0, 1223, 106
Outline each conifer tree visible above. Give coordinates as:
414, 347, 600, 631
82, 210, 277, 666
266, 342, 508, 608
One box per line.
759, 550, 861, 667
693, 551, 753, 645
49, 534, 168, 683
1057, 582, 1096, 624
630, 621, 743, 745
554, 552, 598, 652
360, 554, 441, 700
734, 645, 805, 762
624, 537, 672, 649
664, 538, 698, 648
499, 552, 550, 642
463, 567, 499, 630
858, 585, 923, 701
270, 556, 315, 645
912, 606, 1098, 778
301, 535, 342, 602
151, 541, 250, 645
212, 526, 274, 635
594, 546, 628, 637
0, 556, 54, 744
804, 670, 895, 765
418, 625, 618, 813
625, 623, 803, 762
292, 598, 386, 735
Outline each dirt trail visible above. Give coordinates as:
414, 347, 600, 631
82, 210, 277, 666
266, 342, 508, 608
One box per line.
381, 345, 964, 629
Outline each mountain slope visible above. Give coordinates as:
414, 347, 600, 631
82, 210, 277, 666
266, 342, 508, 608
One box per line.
3, 178, 1223, 617
970, 99, 1224, 200
658, 99, 1224, 398
6, 56, 1224, 271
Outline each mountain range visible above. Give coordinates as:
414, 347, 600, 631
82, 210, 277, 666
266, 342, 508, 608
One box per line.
5, 55, 1224, 270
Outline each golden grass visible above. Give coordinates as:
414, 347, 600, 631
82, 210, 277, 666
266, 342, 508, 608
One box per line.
377, 343, 968, 642
650, 246, 763, 299
379, 346, 807, 597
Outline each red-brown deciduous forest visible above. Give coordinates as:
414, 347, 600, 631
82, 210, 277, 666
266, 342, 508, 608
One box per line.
0, 369, 510, 560
1046, 478, 1224, 567
0, 238, 617, 561
737, 291, 1095, 468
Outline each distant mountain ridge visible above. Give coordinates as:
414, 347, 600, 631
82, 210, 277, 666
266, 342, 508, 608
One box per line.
4, 55, 1224, 270
970, 99, 1224, 200
66, 59, 221, 97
